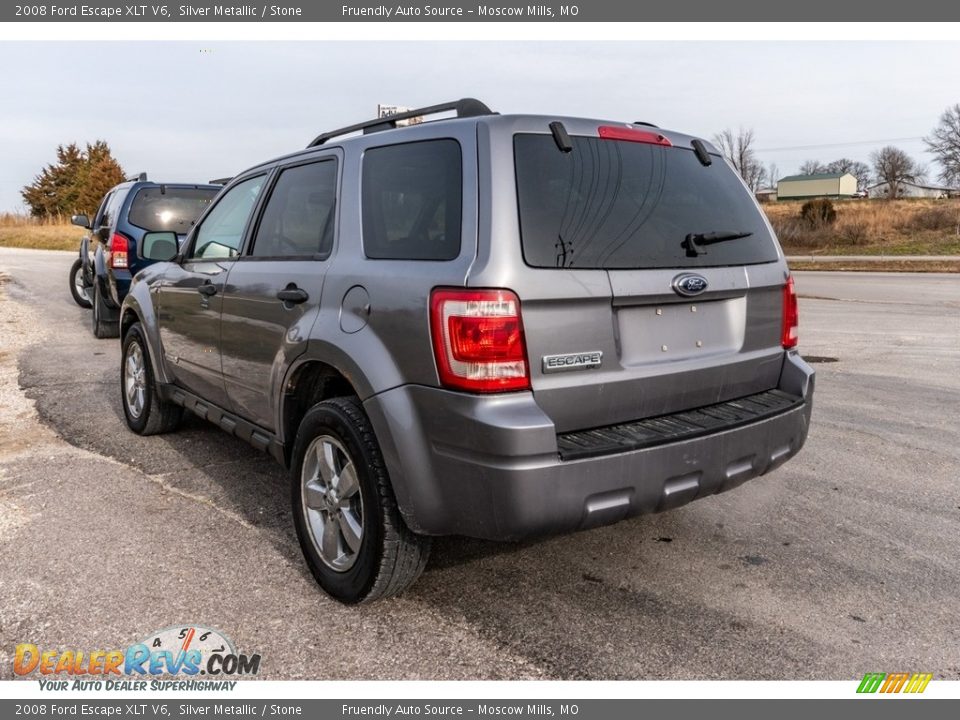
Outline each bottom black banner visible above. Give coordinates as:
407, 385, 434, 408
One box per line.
1, 699, 958, 720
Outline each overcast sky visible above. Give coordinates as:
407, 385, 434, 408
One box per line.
1, 41, 958, 211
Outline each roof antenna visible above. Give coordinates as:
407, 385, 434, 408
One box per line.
549, 121, 573, 153
691, 139, 712, 167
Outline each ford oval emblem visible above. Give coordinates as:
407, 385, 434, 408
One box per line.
672, 273, 708, 297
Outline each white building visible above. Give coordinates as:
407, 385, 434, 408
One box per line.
867, 181, 954, 199
777, 172, 858, 201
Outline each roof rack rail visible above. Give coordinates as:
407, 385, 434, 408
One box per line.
307, 98, 494, 148
127, 172, 148, 182
209, 177, 232, 185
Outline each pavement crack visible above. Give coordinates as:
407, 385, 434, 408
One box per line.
19, 381, 113, 389
0, 479, 41, 497
799, 293, 954, 308
142, 473, 255, 530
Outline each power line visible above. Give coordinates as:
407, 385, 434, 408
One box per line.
757, 136, 926, 153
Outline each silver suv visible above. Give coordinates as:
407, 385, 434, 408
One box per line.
120, 99, 814, 603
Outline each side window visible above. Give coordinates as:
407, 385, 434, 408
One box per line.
251, 160, 338, 258
95, 190, 125, 241
92, 192, 113, 229
190, 175, 265, 260
361, 139, 462, 261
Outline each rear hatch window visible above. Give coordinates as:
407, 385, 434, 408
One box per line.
514, 134, 778, 269
128, 187, 219, 234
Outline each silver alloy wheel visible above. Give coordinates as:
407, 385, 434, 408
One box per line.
124, 341, 147, 419
73, 266, 91, 303
301, 435, 364, 572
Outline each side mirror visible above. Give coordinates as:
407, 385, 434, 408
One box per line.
71, 214, 90, 229
142, 231, 179, 262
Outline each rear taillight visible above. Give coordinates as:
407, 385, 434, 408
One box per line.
781, 275, 799, 349
430, 288, 530, 393
598, 125, 673, 146
109, 232, 129, 269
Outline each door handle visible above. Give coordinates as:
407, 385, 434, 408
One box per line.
197, 282, 218, 297
277, 286, 309, 304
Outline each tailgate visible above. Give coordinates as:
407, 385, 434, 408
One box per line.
509, 125, 788, 434
521, 264, 786, 433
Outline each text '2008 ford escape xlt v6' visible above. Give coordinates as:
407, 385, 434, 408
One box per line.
119, 99, 814, 604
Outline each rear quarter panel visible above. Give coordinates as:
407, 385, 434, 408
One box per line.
291, 120, 483, 401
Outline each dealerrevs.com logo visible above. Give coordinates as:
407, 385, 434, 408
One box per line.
14, 625, 261, 691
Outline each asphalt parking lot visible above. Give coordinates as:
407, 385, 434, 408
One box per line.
1, 247, 958, 681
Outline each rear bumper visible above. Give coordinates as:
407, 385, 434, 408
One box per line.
365, 351, 814, 541
107, 271, 132, 308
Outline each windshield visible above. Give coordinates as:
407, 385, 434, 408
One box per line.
128, 187, 219, 234
514, 134, 779, 269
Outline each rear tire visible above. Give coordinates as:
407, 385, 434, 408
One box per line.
121, 323, 182, 435
291, 396, 431, 604
92, 281, 119, 339
69, 259, 92, 309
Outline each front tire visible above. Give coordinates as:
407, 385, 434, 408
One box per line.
291, 397, 431, 604
69, 259, 92, 309
121, 323, 182, 435
92, 282, 120, 339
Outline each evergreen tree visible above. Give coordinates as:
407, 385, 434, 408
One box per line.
21, 141, 125, 218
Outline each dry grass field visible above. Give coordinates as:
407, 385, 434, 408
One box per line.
766, 198, 960, 256
0, 214, 79, 252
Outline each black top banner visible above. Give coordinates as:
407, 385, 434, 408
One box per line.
3, 0, 958, 22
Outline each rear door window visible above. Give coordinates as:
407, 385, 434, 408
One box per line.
128, 187, 219, 234
92, 191, 114, 229
361, 139, 462, 260
514, 134, 778, 269
100, 190, 124, 232
251, 160, 338, 258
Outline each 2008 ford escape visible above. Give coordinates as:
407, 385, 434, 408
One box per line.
119, 99, 814, 603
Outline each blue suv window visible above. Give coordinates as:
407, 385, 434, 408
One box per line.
128, 187, 219, 234
361, 139, 461, 261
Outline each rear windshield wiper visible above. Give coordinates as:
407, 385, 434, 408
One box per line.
682, 231, 753, 257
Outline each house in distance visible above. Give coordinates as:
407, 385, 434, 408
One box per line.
866, 180, 955, 199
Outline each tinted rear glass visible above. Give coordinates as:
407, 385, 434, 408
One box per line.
514, 135, 779, 269
362, 139, 462, 261
252, 160, 338, 258
128, 187, 219, 234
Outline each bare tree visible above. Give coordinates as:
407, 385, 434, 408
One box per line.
713, 127, 767, 191
766, 163, 780, 188
825, 158, 872, 190
798, 159, 828, 175
870, 146, 922, 199
924, 104, 960, 186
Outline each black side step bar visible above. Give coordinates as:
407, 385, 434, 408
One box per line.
162, 384, 286, 466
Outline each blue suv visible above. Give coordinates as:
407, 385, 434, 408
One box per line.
70, 175, 221, 337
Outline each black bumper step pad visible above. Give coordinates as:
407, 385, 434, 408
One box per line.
557, 389, 803, 461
